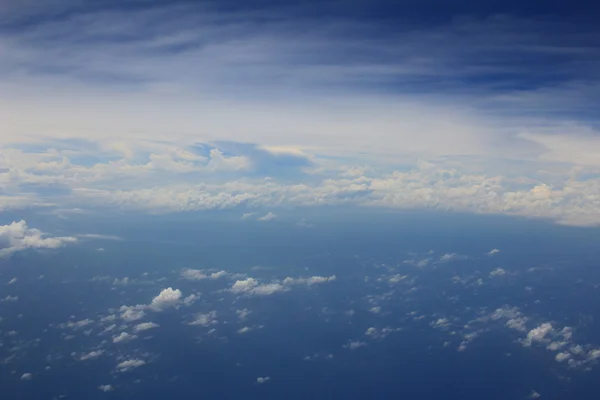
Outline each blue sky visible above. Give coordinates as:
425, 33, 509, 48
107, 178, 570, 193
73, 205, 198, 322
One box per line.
1, 0, 600, 225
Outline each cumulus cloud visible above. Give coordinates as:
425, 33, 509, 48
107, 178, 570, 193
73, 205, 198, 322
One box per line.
230, 278, 287, 296
133, 322, 160, 333
0, 220, 77, 257
20, 373, 32, 380
281, 275, 336, 286
523, 323, 555, 346
148, 287, 182, 311
487, 249, 500, 255
489, 268, 507, 277
344, 341, 367, 350
98, 385, 114, 392
189, 311, 218, 327
256, 377, 271, 384
236, 309, 251, 320
113, 332, 137, 343
116, 359, 146, 372
181, 269, 229, 281
80, 350, 104, 361
120, 306, 146, 322
257, 212, 277, 221
1, 295, 18, 302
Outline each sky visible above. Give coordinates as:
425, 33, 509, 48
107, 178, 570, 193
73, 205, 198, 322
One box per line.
2, 3, 600, 397
1, 0, 600, 226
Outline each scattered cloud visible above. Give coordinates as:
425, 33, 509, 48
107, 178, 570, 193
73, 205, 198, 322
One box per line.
487, 249, 500, 255
20, 373, 32, 381
98, 385, 114, 392
148, 287, 182, 311
188, 311, 218, 327
133, 322, 160, 333
116, 359, 146, 372
344, 341, 367, 350
113, 332, 137, 343
256, 377, 271, 384
257, 212, 277, 221
0, 220, 77, 257
80, 350, 104, 361
230, 278, 287, 296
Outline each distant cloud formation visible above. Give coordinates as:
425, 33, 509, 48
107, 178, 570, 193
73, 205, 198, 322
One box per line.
133, 322, 160, 333
148, 288, 182, 311
116, 359, 146, 372
0, 220, 77, 257
229, 275, 336, 296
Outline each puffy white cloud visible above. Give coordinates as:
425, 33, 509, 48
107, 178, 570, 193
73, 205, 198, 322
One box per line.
59, 319, 94, 330
364, 327, 400, 340
80, 350, 104, 361
388, 274, 407, 284
487, 249, 500, 255
555, 352, 571, 362
20, 373, 32, 380
230, 278, 287, 296
113, 332, 137, 343
430, 318, 451, 329
183, 294, 200, 306
489, 268, 507, 277
523, 323, 554, 346
148, 287, 182, 311
0, 220, 77, 257
256, 377, 271, 384
181, 269, 229, 281
98, 385, 114, 392
116, 359, 146, 372
133, 322, 160, 333
344, 341, 367, 350
236, 309, 251, 320
529, 391, 541, 399
189, 311, 218, 327
237, 326, 253, 334
281, 275, 336, 286
120, 306, 146, 322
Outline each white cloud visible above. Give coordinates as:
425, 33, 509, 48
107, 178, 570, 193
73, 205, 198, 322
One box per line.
529, 391, 541, 399
116, 359, 146, 372
98, 385, 114, 392
7, 277, 17, 285
344, 341, 367, 350
0, 220, 77, 257
256, 377, 271, 384
489, 268, 507, 277
59, 319, 94, 330
133, 322, 160, 333
257, 212, 277, 221
20, 373, 32, 381
237, 326, 253, 334
230, 278, 287, 296
522, 323, 554, 346
236, 309, 252, 320
113, 332, 137, 343
120, 306, 146, 322
487, 249, 500, 255
189, 311, 218, 327
555, 352, 571, 362
181, 269, 229, 281
388, 274, 407, 284
369, 306, 381, 314
282, 275, 336, 286
148, 287, 182, 311
80, 350, 104, 361
439, 253, 461, 263
1, 295, 18, 302
183, 294, 200, 306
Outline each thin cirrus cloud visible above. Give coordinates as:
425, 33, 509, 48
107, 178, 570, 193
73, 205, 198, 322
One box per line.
1, 1, 600, 225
